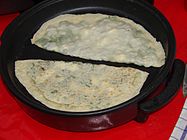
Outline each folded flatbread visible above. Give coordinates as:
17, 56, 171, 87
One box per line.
15, 60, 148, 112
31, 14, 165, 67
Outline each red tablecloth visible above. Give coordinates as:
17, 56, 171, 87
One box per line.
0, 0, 187, 140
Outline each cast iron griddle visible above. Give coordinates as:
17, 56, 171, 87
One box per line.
0, 0, 175, 115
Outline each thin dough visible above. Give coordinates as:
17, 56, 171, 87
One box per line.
15, 60, 148, 112
32, 14, 165, 67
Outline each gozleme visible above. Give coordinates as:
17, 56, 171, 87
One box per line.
31, 14, 165, 67
15, 60, 148, 112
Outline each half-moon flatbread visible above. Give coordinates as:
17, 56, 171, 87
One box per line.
15, 60, 148, 112
31, 14, 165, 67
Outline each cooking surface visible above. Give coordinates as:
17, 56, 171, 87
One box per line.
0, 0, 187, 139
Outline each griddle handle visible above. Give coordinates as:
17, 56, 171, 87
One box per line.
136, 59, 185, 122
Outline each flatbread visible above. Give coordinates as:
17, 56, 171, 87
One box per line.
31, 13, 165, 67
15, 60, 148, 112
